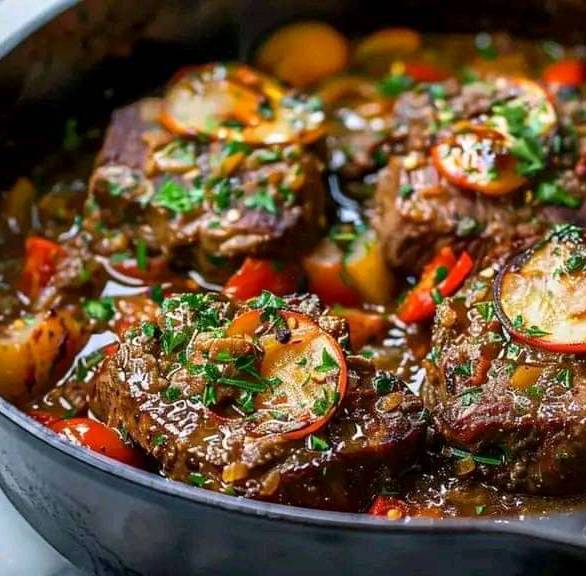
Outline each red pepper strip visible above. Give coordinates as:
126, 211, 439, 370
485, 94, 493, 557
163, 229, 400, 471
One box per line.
404, 61, 451, 83
398, 248, 473, 324
543, 58, 585, 87
20, 236, 65, 299
223, 258, 301, 301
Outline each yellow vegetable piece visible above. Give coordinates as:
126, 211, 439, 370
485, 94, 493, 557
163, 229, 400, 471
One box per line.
256, 21, 349, 88
354, 28, 421, 63
0, 309, 86, 405
344, 230, 394, 305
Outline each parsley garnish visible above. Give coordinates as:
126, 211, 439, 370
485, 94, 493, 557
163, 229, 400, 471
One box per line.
313, 388, 340, 416
308, 435, 330, 452
536, 181, 581, 209
83, 297, 115, 322
188, 472, 209, 487
244, 188, 277, 214
555, 368, 573, 389
135, 239, 148, 271
152, 178, 204, 214
315, 348, 339, 373
451, 447, 504, 466
475, 301, 495, 322
454, 361, 472, 377
152, 433, 167, 447
378, 74, 414, 98
161, 386, 181, 402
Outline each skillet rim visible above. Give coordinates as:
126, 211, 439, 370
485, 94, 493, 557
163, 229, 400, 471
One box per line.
2, 394, 586, 550
0, 0, 586, 553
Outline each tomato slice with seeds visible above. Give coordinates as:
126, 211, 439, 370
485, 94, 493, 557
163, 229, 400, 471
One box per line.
431, 126, 526, 196
20, 236, 65, 299
161, 63, 324, 145
227, 309, 347, 439
494, 225, 586, 353
50, 418, 144, 467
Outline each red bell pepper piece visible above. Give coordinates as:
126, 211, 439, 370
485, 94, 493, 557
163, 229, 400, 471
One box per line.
20, 236, 65, 299
405, 61, 451, 83
543, 58, 585, 87
368, 496, 409, 518
223, 258, 301, 301
398, 247, 473, 324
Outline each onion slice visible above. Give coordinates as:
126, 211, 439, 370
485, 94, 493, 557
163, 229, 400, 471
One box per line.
494, 225, 586, 353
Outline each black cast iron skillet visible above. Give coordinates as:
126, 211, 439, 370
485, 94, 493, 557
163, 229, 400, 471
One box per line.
2, 1, 586, 574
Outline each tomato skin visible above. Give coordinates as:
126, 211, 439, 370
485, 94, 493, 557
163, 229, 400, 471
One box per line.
405, 61, 450, 83
223, 258, 301, 301
27, 409, 62, 427
332, 307, 387, 351
368, 496, 409, 518
20, 236, 64, 299
303, 240, 362, 307
543, 58, 585, 87
398, 248, 473, 324
50, 418, 143, 467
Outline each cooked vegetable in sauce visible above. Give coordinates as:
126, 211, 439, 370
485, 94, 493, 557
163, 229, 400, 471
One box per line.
4, 24, 586, 519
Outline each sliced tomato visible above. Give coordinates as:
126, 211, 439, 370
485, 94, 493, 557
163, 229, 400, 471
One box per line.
223, 258, 301, 300
368, 496, 409, 518
344, 230, 393, 305
160, 63, 324, 145
543, 58, 585, 87
27, 409, 62, 427
405, 61, 451, 83
227, 309, 347, 440
20, 236, 65, 299
332, 307, 387, 351
398, 247, 473, 324
431, 126, 526, 196
303, 239, 361, 307
494, 225, 586, 353
50, 418, 144, 467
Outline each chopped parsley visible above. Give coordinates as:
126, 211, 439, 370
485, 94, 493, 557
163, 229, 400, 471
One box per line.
244, 188, 278, 214
152, 433, 167, 447
83, 297, 116, 322
308, 435, 330, 452
451, 447, 504, 466
535, 181, 581, 209
399, 183, 414, 199
378, 74, 414, 98
373, 373, 396, 396
457, 386, 482, 407
555, 368, 573, 389
249, 290, 285, 323
313, 388, 340, 416
475, 301, 495, 322
434, 266, 449, 284
188, 472, 209, 487
315, 348, 339, 373
454, 361, 473, 378
202, 384, 217, 407
141, 321, 158, 339
150, 284, 164, 305
431, 288, 444, 305
161, 386, 182, 402
152, 178, 204, 214
135, 239, 148, 271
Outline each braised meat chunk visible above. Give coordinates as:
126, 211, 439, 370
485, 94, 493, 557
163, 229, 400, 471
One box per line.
424, 225, 586, 495
84, 63, 327, 280
92, 292, 426, 511
373, 76, 586, 271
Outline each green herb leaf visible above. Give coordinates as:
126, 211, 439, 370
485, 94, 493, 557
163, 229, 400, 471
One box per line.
83, 297, 116, 322
315, 347, 339, 373
536, 181, 582, 209
308, 435, 330, 451
152, 178, 204, 214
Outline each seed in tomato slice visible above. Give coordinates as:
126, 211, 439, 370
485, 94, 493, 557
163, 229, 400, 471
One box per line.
494, 225, 586, 353
432, 126, 526, 196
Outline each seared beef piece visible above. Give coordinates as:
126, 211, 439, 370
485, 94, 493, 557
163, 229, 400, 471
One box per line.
424, 251, 586, 495
92, 292, 426, 511
85, 99, 327, 278
373, 77, 586, 272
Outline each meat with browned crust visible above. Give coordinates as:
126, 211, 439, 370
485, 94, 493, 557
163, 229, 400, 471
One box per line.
92, 292, 426, 511
424, 243, 586, 495
85, 99, 327, 279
